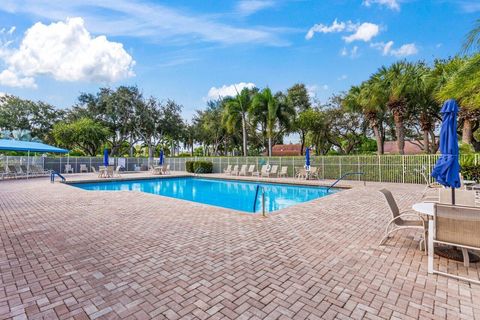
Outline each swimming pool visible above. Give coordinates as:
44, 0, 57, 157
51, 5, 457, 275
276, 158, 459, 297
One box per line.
71, 177, 338, 213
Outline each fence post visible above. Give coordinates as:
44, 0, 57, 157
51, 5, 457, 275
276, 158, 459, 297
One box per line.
378, 155, 381, 182
322, 157, 325, 179
402, 155, 405, 184
339, 157, 342, 178
357, 156, 360, 181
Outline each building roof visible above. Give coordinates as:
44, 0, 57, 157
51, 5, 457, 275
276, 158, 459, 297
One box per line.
0, 139, 69, 153
270, 144, 303, 156
383, 140, 425, 155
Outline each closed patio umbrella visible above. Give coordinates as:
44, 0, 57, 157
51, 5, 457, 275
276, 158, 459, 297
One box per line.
103, 149, 109, 167
431, 99, 461, 204
159, 150, 164, 165
305, 147, 310, 169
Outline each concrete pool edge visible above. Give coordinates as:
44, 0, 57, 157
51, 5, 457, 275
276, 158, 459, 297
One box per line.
64, 173, 352, 190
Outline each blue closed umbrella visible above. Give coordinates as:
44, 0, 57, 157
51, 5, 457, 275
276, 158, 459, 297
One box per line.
305, 147, 310, 168
103, 148, 109, 167
159, 150, 164, 165
431, 99, 461, 203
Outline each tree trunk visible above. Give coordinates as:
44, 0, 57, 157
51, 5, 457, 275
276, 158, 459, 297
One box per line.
372, 125, 384, 155
462, 119, 473, 145
393, 112, 405, 155
300, 131, 305, 156
268, 137, 272, 157
148, 142, 154, 167
241, 114, 248, 157
423, 130, 429, 154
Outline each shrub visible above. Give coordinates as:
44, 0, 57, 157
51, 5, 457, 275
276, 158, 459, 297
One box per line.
461, 165, 480, 182
185, 161, 195, 173
192, 161, 213, 173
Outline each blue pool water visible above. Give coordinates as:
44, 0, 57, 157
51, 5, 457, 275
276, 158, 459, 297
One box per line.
71, 177, 338, 213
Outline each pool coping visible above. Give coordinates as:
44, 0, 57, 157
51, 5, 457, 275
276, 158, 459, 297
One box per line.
64, 173, 352, 190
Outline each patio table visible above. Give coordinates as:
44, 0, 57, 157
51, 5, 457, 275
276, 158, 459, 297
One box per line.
413, 201, 480, 262
412, 202, 434, 217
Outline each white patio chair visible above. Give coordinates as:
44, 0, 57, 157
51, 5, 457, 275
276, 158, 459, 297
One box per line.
79, 164, 88, 173
428, 203, 480, 284
64, 164, 74, 174
378, 189, 427, 252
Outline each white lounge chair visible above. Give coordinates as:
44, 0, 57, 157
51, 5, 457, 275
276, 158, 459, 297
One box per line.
253, 165, 267, 177
79, 164, 88, 173
428, 203, 480, 284
230, 165, 239, 175
64, 164, 74, 174
261, 165, 277, 178
278, 166, 288, 178
296, 167, 307, 179
247, 165, 256, 176
162, 164, 170, 175
238, 165, 248, 176
113, 165, 122, 178
378, 189, 427, 252
223, 165, 232, 174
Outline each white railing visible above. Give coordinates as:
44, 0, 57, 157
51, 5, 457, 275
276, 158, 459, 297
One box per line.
1, 154, 478, 184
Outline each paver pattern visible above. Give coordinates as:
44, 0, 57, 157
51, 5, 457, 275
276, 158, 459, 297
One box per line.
0, 173, 479, 320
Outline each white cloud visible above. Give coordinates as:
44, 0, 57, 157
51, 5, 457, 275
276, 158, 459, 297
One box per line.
237, 0, 275, 16
0, 0, 285, 46
371, 41, 418, 57
338, 75, 348, 80
0, 69, 36, 88
343, 23, 379, 43
306, 84, 329, 99
0, 17, 135, 88
362, 0, 400, 11
306, 19, 358, 40
207, 82, 256, 99
306, 20, 379, 43
340, 46, 359, 58
391, 43, 418, 57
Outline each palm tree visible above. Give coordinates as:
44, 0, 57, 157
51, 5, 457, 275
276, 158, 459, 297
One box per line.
463, 19, 480, 53
251, 88, 294, 156
436, 54, 480, 148
343, 82, 387, 155
375, 62, 417, 155
223, 87, 255, 157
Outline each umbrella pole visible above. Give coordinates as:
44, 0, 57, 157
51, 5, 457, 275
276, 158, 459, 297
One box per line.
452, 187, 455, 205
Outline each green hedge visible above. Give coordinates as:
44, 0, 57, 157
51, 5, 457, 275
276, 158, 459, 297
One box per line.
461, 165, 480, 182
186, 160, 213, 173
186, 161, 195, 173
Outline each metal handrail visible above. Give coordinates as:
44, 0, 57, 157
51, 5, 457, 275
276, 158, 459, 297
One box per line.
50, 171, 66, 183
327, 172, 365, 191
252, 184, 267, 216
253, 185, 261, 212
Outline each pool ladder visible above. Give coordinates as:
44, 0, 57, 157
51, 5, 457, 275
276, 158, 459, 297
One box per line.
253, 185, 266, 216
50, 171, 66, 183
327, 172, 365, 191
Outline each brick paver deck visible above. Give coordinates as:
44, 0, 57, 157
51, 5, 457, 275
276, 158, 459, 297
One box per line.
0, 173, 479, 319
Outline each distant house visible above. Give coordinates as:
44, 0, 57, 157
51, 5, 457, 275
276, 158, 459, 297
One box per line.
383, 140, 425, 155
268, 144, 303, 156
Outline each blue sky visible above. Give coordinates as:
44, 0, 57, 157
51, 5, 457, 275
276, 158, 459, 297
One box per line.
0, 0, 478, 121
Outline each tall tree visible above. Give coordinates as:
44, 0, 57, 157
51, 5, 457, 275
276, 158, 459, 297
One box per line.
223, 87, 256, 157
375, 62, 417, 155
52, 118, 110, 156
436, 54, 480, 149
78, 86, 140, 156
287, 83, 312, 155
463, 18, 480, 53
251, 88, 295, 156
343, 82, 387, 154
